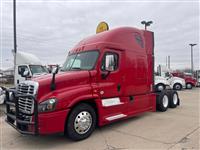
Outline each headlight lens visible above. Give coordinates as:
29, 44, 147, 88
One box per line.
9, 92, 15, 101
38, 98, 57, 113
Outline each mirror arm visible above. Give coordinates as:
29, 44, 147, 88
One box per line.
50, 65, 59, 91
101, 71, 111, 79
50, 73, 56, 91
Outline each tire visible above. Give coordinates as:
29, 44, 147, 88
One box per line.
156, 84, 165, 91
186, 83, 192, 89
173, 83, 182, 91
65, 103, 96, 141
169, 91, 179, 108
156, 91, 169, 112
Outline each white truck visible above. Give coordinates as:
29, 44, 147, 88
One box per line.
165, 72, 186, 90
156, 65, 186, 90
14, 51, 48, 85
154, 75, 170, 91
0, 51, 48, 104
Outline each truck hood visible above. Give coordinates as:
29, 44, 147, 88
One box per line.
32, 71, 90, 102
154, 76, 170, 85
172, 77, 185, 82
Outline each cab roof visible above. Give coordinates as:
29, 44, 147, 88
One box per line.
70, 27, 146, 53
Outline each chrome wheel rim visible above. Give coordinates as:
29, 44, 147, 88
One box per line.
173, 94, 178, 105
163, 95, 169, 108
187, 84, 192, 89
74, 111, 92, 135
175, 85, 181, 90
158, 85, 164, 91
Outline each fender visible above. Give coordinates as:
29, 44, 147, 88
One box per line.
67, 94, 99, 108
186, 82, 194, 86
38, 84, 96, 110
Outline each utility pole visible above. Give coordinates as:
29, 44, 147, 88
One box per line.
13, 0, 17, 83
166, 56, 168, 67
189, 44, 197, 74
141, 21, 153, 30
168, 55, 170, 69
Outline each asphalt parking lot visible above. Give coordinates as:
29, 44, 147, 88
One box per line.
0, 88, 199, 150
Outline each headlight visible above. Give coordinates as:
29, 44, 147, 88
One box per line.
38, 98, 57, 113
9, 92, 15, 101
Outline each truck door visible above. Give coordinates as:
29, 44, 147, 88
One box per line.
97, 49, 128, 116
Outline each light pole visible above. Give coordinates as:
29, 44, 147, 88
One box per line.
13, 0, 17, 83
189, 44, 197, 74
141, 21, 153, 30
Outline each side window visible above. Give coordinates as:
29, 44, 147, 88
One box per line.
18, 66, 28, 75
134, 33, 144, 48
101, 52, 118, 72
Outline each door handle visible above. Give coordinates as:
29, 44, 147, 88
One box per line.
117, 84, 121, 92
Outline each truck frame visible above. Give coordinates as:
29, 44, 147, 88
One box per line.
5, 26, 180, 141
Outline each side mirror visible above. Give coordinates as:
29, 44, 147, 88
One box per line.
101, 54, 116, 79
21, 70, 29, 78
52, 65, 59, 74
105, 55, 115, 72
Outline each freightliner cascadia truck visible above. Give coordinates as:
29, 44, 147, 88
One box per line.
5, 23, 180, 141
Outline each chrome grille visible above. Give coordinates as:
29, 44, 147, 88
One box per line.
18, 84, 34, 95
17, 83, 36, 114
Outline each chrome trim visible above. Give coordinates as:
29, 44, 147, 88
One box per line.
18, 80, 39, 95
17, 81, 39, 115
106, 114, 127, 121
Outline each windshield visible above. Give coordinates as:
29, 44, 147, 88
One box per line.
61, 50, 99, 71
30, 65, 48, 75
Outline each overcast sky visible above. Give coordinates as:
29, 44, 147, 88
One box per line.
0, 0, 199, 70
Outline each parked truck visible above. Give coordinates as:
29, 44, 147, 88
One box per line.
172, 72, 197, 89
154, 75, 170, 91
157, 65, 185, 90
5, 24, 180, 141
0, 51, 49, 105
14, 51, 49, 85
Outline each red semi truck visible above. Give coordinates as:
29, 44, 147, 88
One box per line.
5, 25, 180, 141
172, 72, 197, 89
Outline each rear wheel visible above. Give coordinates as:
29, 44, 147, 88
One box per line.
65, 103, 96, 141
169, 91, 179, 108
173, 83, 182, 91
156, 92, 169, 112
186, 83, 192, 89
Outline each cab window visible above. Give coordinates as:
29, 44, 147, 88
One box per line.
18, 65, 29, 76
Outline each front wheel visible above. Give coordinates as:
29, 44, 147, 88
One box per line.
186, 83, 193, 89
65, 103, 96, 141
173, 83, 182, 91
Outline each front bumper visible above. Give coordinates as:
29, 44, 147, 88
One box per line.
5, 89, 69, 135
